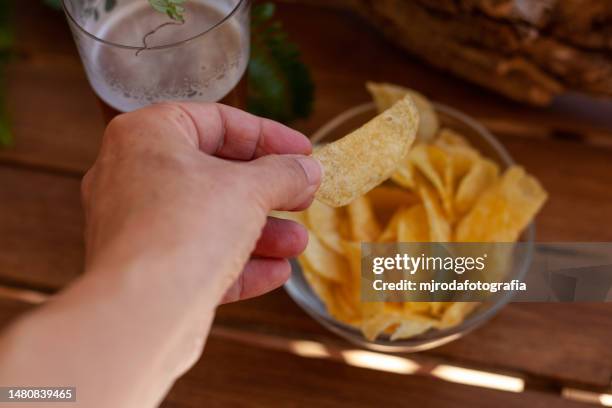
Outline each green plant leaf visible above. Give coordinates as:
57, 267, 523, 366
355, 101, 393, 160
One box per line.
43, 0, 63, 10
105, 0, 117, 12
0, 1, 12, 147
248, 2, 314, 123
148, 0, 186, 22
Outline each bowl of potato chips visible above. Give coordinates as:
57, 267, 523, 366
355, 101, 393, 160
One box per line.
282, 83, 547, 352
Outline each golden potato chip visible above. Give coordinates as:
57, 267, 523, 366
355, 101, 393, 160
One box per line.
303, 264, 359, 324
455, 158, 500, 216
455, 166, 547, 242
402, 302, 431, 314
378, 207, 404, 242
391, 318, 436, 340
397, 204, 429, 242
361, 312, 402, 341
301, 233, 346, 282
347, 196, 381, 242
340, 240, 362, 305
337, 215, 352, 240
302, 264, 332, 302
306, 200, 344, 253
439, 302, 479, 328
391, 161, 416, 190
410, 145, 444, 193
333, 284, 362, 324
429, 302, 451, 317
361, 301, 386, 319
366, 82, 439, 141
367, 186, 419, 225
314, 95, 419, 207
418, 185, 451, 242
435, 128, 481, 183
435, 128, 471, 148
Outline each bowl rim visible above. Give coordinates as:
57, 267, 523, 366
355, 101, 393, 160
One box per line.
286, 101, 536, 352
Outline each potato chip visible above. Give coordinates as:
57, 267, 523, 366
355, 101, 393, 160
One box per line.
337, 215, 352, 241
435, 128, 471, 148
314, 95, 419, 207
302, 263, 332, 302
391, 161, 416, 190
340, 240, 362, 302
333, 284, 362, 324
435, 128, 481, 183
366, 82, 439, 141
341, 240, 361, 276
395, 144, 455, 216
455, 158, 500, 216
301, 233, 346, 282
419, 185, 451, 242
347, 196, 381, 242
439, 302, 479, 329
429, 302, 451, 317
361, 312, 402, 341
304, 264, 360, 324
306, 200, 344, 253
397, 204, 429, 242
455, 166, 547, 242
378, 207, 404, 242
410, 145, 445, 194
391, 318, 436, 340
366, 186, 419, 225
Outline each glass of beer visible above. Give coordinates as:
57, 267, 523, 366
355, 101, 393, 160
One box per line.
62, 0, 250, 122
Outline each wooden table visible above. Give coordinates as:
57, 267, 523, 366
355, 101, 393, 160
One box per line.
1, 1, 612, 406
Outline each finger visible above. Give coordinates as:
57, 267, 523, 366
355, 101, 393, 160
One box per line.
253, 217, 308, 258
151, 102, 312, 160
244, 154, 323, 211
220, 258, 291, 304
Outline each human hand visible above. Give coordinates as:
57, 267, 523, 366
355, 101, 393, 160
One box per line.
81, 102, 321, 305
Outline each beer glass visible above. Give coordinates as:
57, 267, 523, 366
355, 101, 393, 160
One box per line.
62, 0, 250, 121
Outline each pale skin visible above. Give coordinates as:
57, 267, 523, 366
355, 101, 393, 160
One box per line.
0, 103, 322, 407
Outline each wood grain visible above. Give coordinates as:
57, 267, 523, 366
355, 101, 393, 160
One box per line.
0, 297, 33, 329
0, 296, 592, 408
162, 334, 592, 408
215, 290, 612, 388
0, 166, 84, 291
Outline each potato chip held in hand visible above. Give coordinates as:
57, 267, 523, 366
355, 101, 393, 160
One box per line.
314, 95, 419, 207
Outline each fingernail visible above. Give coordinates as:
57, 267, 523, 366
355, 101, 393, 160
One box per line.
296, 156, 323, 186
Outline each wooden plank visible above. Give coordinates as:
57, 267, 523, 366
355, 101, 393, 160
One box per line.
2, 57, 104, 174
1, 1, 104, 173
499, 134, 612, 241
0, 297, 592, 407
163, 334, 592, 408
0, 166, 84, 291
12, 0, 77, 57
215, 290, 612, 388
0, 296, 33, 329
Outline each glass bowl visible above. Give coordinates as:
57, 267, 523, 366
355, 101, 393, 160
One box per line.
285, 102, 535, 353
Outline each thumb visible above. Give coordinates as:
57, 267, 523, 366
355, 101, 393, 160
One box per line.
244, 154, 323, 211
